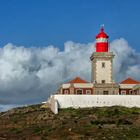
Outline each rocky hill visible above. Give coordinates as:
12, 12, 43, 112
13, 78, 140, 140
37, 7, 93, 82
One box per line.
0, 104, 140, 140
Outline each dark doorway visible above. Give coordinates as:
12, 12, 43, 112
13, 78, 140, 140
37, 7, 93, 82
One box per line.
103, 91, 109, 95
76, 89, 83, 94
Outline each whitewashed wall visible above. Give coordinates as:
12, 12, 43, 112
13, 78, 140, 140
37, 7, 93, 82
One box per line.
50, 95, 140, 114
96, 60, 111, 83
50, 96, 58, 114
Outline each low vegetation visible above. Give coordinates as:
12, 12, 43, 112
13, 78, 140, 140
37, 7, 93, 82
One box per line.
0, 105, 140, 139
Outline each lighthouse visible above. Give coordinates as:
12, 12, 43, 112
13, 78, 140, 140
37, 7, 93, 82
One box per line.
90, 26, 119, 95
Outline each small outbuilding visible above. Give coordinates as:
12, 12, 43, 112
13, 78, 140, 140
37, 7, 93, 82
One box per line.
119, 78, 140, 95
58, 77, 94, 95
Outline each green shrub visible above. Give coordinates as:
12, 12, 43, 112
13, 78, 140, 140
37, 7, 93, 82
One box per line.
117, 119, 133, 125
34, 127, 41, 133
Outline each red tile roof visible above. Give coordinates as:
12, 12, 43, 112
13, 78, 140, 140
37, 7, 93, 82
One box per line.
68, 77, 88, 84
120, 77, 140, 84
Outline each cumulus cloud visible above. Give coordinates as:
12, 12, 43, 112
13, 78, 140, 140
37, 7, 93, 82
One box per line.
0, 41, 94, 106
111, 38, 140, 81
0, 38, 140, 111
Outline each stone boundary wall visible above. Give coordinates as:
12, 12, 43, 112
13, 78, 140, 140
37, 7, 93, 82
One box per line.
50, 95, 140, 114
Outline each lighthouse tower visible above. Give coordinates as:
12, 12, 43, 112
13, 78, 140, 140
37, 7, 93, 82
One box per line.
90, 26, 119, 95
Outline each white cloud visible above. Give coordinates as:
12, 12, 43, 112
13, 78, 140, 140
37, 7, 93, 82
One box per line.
111, 38, 140, 81
0, 38, 139, 110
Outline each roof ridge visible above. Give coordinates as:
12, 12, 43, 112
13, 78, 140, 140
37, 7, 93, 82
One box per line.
68, 77, 88, 84
120, 77, 140, 84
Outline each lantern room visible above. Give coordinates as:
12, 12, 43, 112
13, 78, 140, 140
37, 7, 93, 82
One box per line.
96, 26, 109, 52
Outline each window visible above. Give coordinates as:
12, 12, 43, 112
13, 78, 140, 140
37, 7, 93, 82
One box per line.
86, 90, 91, 94
64, 89, 69, 94
76, 89, 83, 94
121, 90, 126, 95
102, 62, 105, 68
102, 80, 105, 84
129, 90, 133, 95
103, 91, 109, 95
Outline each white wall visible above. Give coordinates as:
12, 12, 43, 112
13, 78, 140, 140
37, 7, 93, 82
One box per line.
96, 60, 111, 83
62, 83, 93, 88
50, 95, 140, 114
120, 84, 136, 89
50, 96, 58, 114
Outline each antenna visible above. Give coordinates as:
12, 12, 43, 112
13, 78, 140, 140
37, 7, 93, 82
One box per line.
100, 24, 104, 32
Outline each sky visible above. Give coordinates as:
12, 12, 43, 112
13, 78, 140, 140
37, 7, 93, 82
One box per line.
0, 0, 140, 51
0, 0, 140, 111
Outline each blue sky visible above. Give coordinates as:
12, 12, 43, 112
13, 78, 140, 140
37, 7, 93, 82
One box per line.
0, 0, 140, 51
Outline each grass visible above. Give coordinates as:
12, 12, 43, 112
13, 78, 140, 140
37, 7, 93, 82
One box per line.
60, 106, 140, 118
10, 128, 22, 134
1, 104, 140, 140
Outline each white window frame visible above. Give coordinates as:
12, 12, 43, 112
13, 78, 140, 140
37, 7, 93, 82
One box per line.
86, 90, 91, 95
121, 90, 126, 95
64, 89, 69, 94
